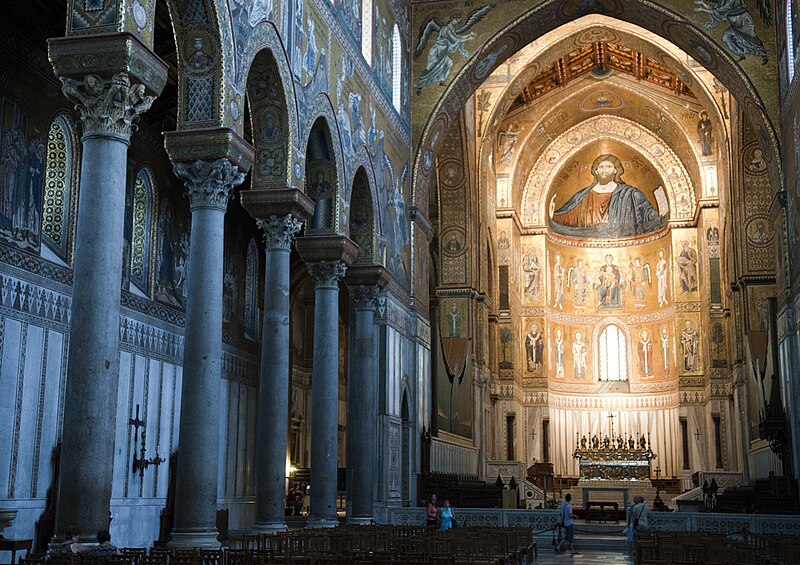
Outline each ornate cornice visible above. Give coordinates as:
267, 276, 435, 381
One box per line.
240, 188, 316, 222
173, 158, 246, 212
296, 235, 359, 266
163, 127, 255, 173
61, 73, 155, 140
48, 32, 168, 96
257, 214, 303, 251
346, 264, 392, 289
307, 261, 348, 289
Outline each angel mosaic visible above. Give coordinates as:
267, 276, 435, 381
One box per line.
694, 0, 771, 64
413, 5, 494, 94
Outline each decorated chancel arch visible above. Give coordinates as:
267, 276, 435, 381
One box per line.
520, 115, 697, 228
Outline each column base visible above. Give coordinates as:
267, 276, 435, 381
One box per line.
306, 516, 339, 529
167, 528, 221, 549
346, 516, 374, 525
251, 520, 288, 534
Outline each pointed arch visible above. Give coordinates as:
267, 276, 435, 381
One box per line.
301, 94, 348, 234
592, 317, 633, 383
392, 24, 402, 111
41, 113, 79, 263
348, 144, 383, 247
245, 45, 295, 189
244, 237, 260, 341
787, 1, 796, 82
165, 0, 227, 129
237, 21, 300, 186
349, 166, 376, 265
362, 0, 373, 64
129, 166, 157, 294
305, 117, 338, 233
412, 4, 782, 212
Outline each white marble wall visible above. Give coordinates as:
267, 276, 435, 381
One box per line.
429, 437, 479, 475
0, 312, 67, 542
375, 298, 425, 516
0, 273, 259, 547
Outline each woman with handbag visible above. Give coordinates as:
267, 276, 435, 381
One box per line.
631, 495, 651, 533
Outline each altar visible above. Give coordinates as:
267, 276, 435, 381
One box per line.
562, 431, 659, 512
573, 433, 656, 481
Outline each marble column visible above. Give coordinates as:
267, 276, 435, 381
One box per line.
169, 159, 245, 548
305, 260, 348, 527
346, 285, 381, 523
47, 48, 164, 534
251, 214, 302, 533
240, 188, 314, 532
344, 265, 390, 523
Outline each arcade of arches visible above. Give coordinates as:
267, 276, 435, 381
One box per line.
1, 0, 800, 550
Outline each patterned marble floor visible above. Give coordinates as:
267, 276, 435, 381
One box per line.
532, 550, 634, 564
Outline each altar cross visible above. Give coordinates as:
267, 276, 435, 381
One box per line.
607, 412, 616, 439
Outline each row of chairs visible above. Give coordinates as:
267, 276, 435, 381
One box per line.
21, 526, 536, 565
635, 530, 800, 565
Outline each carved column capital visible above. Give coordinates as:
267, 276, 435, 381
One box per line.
60, 73, 155, 140
173, 158, 246, 212
307, 261, 347, 289
257, 214, 303, 251
349, 285, 382, 311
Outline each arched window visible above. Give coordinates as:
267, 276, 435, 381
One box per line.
599, 324, 627, 381
392, 24, 402, 110
42, 114, 77, 261
129, 168, 155, 293
244, 238, 260, 341
362, 0, 373, 64
788, 1, 796, 81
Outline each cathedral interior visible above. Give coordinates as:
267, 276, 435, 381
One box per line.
2, 0, 800, 554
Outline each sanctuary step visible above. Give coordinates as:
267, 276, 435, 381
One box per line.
534, 520, 628, 552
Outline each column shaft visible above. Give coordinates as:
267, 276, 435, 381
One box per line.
169, 158, 244, 548
347, 293, 378, 523
56, 134, 129, 535
172, 207, 225, 540
50, 68, 159, 538
253, 215, 302, 533
308, 262, 347, 527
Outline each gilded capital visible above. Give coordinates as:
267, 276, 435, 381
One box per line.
307, 261, 347, 289
257, 215, 303, 250
173, 158, 246, 212
61, 73, 155, 140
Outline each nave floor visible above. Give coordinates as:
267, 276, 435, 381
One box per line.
534, 550, 633, 564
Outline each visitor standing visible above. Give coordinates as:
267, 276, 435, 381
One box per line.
439, 499, 457, 530
556, 493, 580, 555
426, 494, 438, 527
